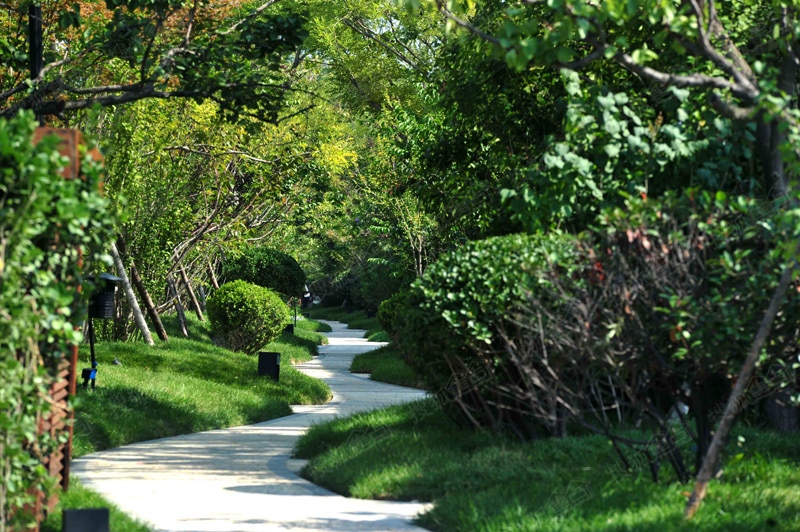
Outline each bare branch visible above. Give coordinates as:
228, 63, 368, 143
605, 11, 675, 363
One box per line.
614, 51, 753, 99
686, 0, 759, 99
342, 18, 428, 77
434, 0, 500, 45
708, 92, 756, 120
707, 0, 756, 82
62, 83, 146, 95
184, 0, 199, 47
685, 240, 800, 518
221, 0, 282, 35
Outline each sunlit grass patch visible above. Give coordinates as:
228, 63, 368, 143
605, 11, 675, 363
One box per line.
73, 315, 331, 457
296, 400, 800, 531
350, 344, 424, 389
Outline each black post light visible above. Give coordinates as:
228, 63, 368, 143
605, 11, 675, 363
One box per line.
258, 351, 280, 381
83, 273, 123, 389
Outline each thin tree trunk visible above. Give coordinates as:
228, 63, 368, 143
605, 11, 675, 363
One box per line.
117, 236, 168, 342
208, 260, 220, 290
685, 249, 798, 519
167, 275, 189, 338
178, 261, 204, 321
197, 284, 207, 312
109, 242, 154, 346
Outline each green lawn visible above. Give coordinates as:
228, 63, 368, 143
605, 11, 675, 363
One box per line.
295, 318, 333, 334
73, 315, 331, 457
350, 344, 425, 389
52, 315, 333, 531
295, 399, 800, 532
41, 480, 152, 532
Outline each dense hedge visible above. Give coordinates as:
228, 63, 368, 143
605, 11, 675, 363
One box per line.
396, 190, 800, 480
396, 232, 586, 437
223, 247, 305, 298
207, 280, 290, 354
0, 112, 115, 528
377, 290, 410, 339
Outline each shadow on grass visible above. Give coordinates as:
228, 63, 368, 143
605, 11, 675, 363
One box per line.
277, 330, 321, 359
297, 400, 800, 532
73, 383, 289, 456
88, 340, 259, 390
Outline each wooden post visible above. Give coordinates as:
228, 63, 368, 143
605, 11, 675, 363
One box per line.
26, 127, 103, 530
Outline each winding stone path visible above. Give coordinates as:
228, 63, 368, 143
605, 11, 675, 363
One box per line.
71, 321, 430, 531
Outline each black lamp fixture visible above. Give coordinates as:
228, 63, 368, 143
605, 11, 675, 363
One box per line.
83, 273, 123, 389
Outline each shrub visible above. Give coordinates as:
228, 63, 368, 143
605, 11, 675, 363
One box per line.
207, 280, 289, 354
395, 232, 586, 437
223, 247, 305, 298
0, 112, 115, 528
352, 262, 411, 313
398, 189, 800, 483
377, 290, 410, 339
590, 190, 800, 461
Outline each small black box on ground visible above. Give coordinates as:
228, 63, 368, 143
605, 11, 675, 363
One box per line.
284, 324, 294, 334
258, 351, 280, 381
63, 508, 109, 532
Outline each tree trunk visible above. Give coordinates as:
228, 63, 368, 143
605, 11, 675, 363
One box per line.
178, 262, 204, 321
208, 260, 220, 290
117, 236, 168, 342
167, 275, 189, 338
197, 284, 207, 312
109, 242, 154, 346
685, 250, 797, 519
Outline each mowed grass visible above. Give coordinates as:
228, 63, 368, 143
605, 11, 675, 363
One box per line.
72, 315, 331, 457
350, 344, 425, 389
263, 327, 326, 364
295, 399, 800, 532
295, 318, 333, 334
41, 480, 151, 532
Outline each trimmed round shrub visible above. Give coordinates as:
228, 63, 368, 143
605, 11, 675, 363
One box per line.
223, 247, 305, 298
377, 289, 410, 338
207, 280, 290, 354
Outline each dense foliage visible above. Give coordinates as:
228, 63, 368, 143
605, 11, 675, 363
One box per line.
0, 1, 307, 122
206, 280, 289, 354
0, 111, 114, 530
376, 290, 410, 340
222, 246, 306, 299
4, 0, 800, 523
397, 190, 800, 480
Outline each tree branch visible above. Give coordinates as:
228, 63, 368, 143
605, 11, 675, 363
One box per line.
221, 0, 282, 35
614, 51, 753, 99
685, 240, 800, 518
686, 0, 759, 99
434, 0, 500, 45
342, 18, 428, 78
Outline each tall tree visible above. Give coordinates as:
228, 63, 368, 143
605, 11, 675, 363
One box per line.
1, 0, 306, 122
